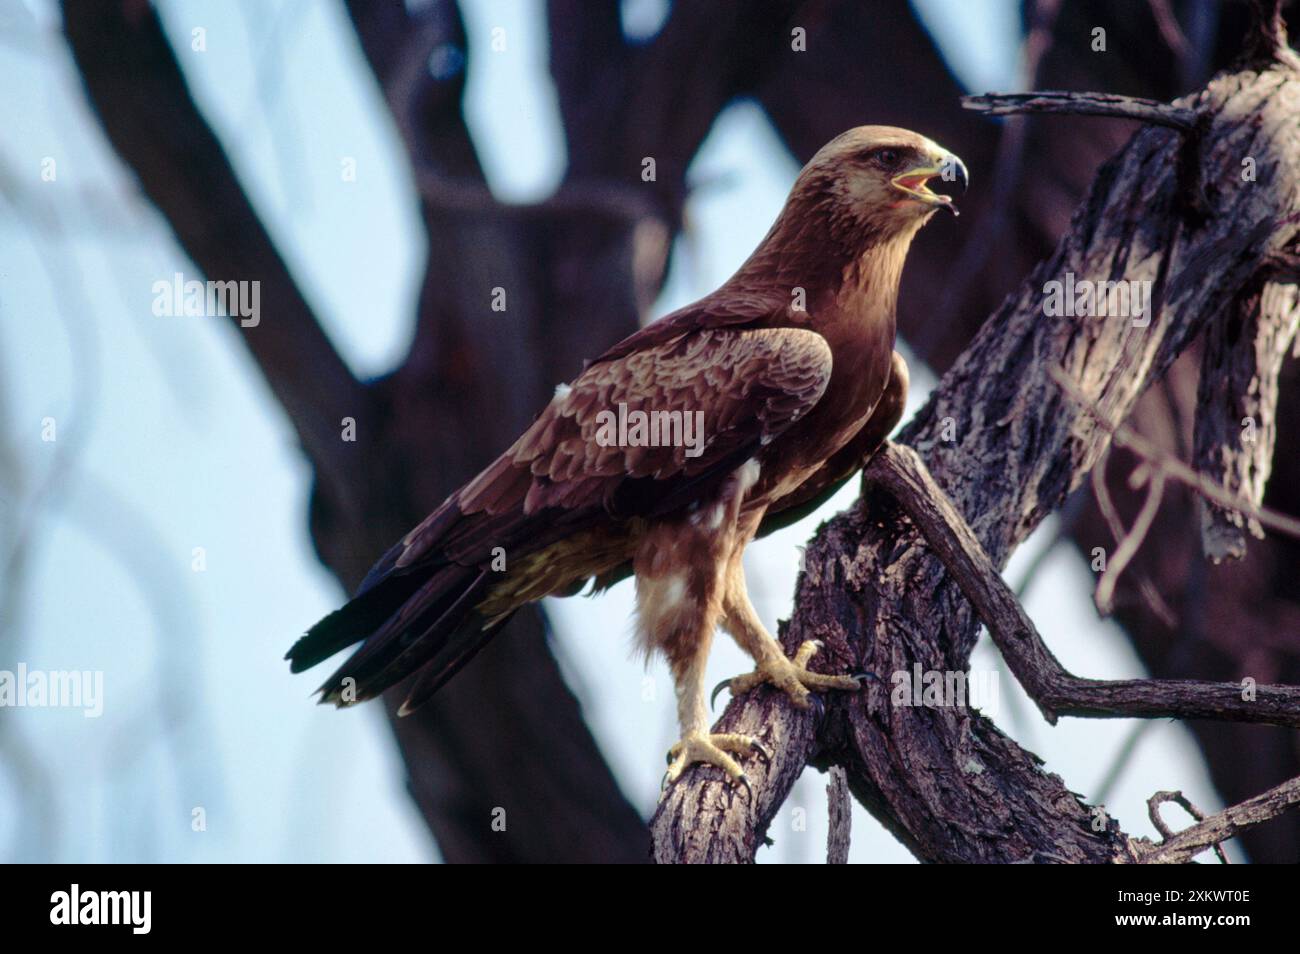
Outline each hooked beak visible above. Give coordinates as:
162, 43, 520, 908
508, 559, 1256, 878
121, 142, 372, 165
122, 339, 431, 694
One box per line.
891, 153, 969, 215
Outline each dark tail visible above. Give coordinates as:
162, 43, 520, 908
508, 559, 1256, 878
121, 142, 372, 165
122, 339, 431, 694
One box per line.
287, 560, 513, 712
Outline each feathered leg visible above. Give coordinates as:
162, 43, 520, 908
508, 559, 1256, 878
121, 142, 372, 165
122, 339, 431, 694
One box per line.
636, 478, 770, 794
720, 554, 862, 707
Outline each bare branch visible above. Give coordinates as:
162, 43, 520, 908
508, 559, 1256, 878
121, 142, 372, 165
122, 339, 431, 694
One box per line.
1193, 281, 1300, 561
1093, 463, 1167, 616
1051, 367, 1300, 545
962, 91, 1199, 130
864, 442, 1300, 729
61, 0, 369, 512
1139, 775, 1300, 863
1147, 790, 1228, 863
1089, 449, 1178, 625
652, 686, 822, 864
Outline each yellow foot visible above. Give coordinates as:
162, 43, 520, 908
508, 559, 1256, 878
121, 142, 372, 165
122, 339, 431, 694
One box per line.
662, 732, 771, 799
713, 640, 864, 710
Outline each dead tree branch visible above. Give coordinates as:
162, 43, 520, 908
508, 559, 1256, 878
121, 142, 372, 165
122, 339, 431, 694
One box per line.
753, 0, 1300, 863
1147, 790, 1229, 863
1193, 281, 1300, 560
1052, 366, 1300, 547
962, 91, 1199, 130
1139, 775, 1300, 863
863, 443, 1300, 728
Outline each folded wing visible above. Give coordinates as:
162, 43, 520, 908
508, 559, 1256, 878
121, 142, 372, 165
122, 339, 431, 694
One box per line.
289, 323, 834, 710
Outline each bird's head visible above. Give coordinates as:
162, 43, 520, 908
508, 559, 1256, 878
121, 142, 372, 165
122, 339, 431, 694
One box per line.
792, 125, 968, 239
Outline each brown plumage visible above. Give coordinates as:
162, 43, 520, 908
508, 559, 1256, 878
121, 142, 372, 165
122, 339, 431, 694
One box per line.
288, 126, 966, 788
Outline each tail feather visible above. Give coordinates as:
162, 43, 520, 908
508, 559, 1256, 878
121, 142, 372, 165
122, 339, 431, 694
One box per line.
293, 492, 567, 711
317, 565, 493, 704
285, 574, 424, 674
395, 611, 516, 716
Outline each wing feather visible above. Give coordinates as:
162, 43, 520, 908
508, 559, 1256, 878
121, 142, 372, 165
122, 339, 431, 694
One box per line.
297, 322, 833, 706
457, 325, 830, 523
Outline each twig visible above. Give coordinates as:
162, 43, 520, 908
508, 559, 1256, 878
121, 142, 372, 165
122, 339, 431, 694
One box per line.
962, 91, 1198, 131
1147, 790, 1228, 863
1140, 775, 1300, 864
1090, 447, 1180, 628
1093, 458, 1167, 617
827, 766, 851, 864
1051, 367, 1300, 544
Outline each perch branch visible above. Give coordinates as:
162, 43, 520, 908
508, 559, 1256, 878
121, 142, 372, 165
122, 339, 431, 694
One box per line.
862, 441, 1300, 728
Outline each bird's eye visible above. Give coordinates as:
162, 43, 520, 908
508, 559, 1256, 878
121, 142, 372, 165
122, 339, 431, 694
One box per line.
860, 148, 906, 170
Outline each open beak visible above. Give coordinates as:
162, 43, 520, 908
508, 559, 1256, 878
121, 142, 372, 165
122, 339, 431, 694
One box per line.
891, 154, 968, 215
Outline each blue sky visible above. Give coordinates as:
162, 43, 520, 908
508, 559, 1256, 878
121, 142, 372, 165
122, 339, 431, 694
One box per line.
0, 0, 1228, 863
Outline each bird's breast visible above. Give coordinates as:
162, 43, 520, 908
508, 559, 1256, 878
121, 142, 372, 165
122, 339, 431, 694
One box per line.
748, 317, 894, 502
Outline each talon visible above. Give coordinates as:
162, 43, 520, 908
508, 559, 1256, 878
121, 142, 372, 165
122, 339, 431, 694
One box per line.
852, 669, 880, 683
710, 678, 731, 709
808, 693, 825, 721
724, 773, 754, 809
658, 731, 770, 802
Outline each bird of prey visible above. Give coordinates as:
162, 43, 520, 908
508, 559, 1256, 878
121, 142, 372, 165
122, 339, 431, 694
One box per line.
288, 126, 966, 791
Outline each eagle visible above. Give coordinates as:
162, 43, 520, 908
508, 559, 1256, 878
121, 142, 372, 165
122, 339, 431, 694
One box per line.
288, 126, 966, 792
